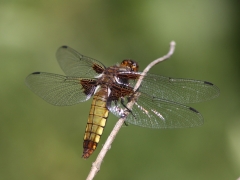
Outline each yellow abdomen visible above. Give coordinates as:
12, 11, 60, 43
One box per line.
82, 88, 109, 159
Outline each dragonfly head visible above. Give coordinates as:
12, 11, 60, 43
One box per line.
120, 59, 139, 72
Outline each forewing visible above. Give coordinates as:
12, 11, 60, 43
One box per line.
108, 92, 203, 129
56, 46, 106, 77
25, 72, 97, 106
118, 72, 220, 104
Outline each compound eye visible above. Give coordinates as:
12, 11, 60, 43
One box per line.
131, 62, 139, 72
120, 59, 139, 71
121, 60, 128, 66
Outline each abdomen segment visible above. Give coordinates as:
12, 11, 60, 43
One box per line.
82, 88, 109, 159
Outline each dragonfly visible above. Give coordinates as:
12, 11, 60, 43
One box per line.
25, 46, 220, 159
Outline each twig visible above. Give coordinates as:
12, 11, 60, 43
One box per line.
86, 41, 176, 180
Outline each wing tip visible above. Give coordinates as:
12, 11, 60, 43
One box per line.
189, 107, 199, 113
32, 72, 41, 75
204, 81, 214, 86
204, 81, 220, 97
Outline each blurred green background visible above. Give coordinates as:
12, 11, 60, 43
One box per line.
1, 1, 240, 180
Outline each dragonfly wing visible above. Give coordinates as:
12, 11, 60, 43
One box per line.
118, 72, 220, 104
25, 72, 97, 106
56, 46, 106, 77
108, 92, 203, 129
127, 93, 203, 128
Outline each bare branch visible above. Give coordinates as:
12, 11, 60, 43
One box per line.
134, 41, 176, 91
86, 41, 176, 180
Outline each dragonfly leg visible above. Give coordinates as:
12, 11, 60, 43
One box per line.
124, 121, 129, 126
120, 97, 136, 120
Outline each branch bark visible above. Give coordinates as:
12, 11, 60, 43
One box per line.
86, 41, 176, 180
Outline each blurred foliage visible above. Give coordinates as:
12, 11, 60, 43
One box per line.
0, 1, 240, 180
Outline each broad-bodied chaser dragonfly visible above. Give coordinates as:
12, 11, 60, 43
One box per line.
25, 46, 220, 158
